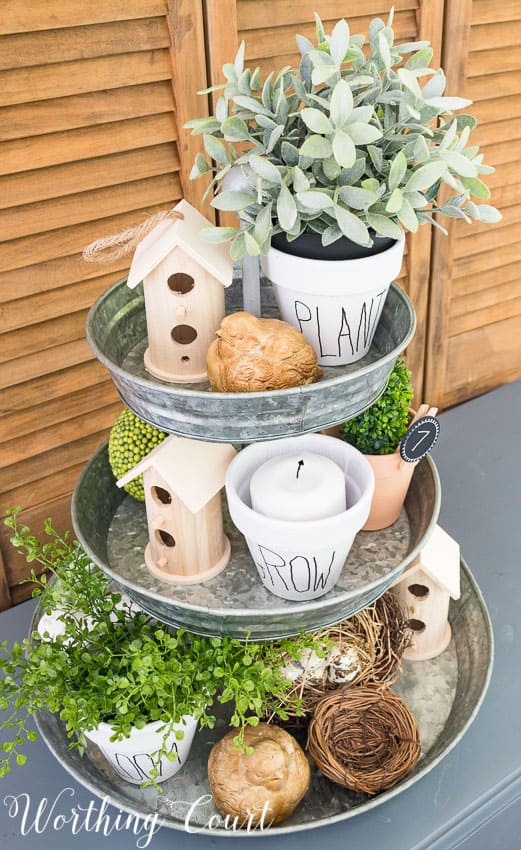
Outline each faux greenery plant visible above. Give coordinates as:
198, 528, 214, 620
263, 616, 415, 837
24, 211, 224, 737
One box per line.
186, 10, 500, 260
0, 510, 320, 783
340, 359, 413, 454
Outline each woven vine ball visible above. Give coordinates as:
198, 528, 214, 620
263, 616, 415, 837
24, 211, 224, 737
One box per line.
208, 724, 310, 827
307, 686, 421, 796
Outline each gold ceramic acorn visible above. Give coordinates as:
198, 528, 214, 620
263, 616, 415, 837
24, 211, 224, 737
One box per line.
206, 311, 323, 393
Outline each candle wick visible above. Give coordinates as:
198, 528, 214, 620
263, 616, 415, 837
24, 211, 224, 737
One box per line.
296, 459, 304, 479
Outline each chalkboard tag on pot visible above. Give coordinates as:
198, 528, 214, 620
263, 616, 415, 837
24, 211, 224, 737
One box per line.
400, 416, 441, 463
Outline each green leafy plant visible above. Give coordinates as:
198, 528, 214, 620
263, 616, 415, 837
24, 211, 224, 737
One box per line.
186, 10, 500, 259
340, 358, 413, 454
0, 510, 318, 782
108, 407, 168, 501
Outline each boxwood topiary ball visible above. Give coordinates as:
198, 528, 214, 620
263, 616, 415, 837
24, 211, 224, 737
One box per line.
108, 408, 168, 501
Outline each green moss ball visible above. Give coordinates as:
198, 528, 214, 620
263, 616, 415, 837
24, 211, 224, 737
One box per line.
108, 408, 168, 501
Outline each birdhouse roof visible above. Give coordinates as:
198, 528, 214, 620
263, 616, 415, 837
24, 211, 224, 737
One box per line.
394, 524, 460, 599
116, 435, 237, 514
126, 198, 233, 290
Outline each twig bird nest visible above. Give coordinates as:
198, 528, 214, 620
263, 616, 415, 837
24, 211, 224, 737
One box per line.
307, 686, 421, 795
274, 592, 411, 718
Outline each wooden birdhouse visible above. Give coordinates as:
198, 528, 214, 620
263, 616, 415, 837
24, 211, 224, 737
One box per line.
126, 199, 233, 384
392, 525, 461, 661
116, 436, 237, 585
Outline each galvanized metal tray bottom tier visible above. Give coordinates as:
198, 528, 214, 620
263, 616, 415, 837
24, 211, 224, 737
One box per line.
34, 559, 493, 836
72, 443, 440, 640
85, 276, 415, 442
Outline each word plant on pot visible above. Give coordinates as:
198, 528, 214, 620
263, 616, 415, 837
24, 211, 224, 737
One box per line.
186, 11, 500, 366
340, 359, 419, 530
0, 510, 319, 786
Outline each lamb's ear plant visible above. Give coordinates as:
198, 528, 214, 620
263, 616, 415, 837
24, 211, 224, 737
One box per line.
186, 10, 500, 260
340, 358, 413, 454
0, 510, 321, 782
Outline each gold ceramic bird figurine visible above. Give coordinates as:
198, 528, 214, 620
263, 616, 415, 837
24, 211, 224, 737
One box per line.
206, 311, 323, 392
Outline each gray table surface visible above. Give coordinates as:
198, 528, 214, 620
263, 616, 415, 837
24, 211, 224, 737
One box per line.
1, 381, 520, 850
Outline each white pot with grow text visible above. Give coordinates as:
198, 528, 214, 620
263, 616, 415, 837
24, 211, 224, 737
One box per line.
225, 434, 374, 602
83, 715, 197, 785
260, 234, 405, 366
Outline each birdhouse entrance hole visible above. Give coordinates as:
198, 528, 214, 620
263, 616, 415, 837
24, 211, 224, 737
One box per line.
152, 486, 172, 505
156, 529, 176, 547
408, 584, 430, 598
171, 325, 198, 344
408, 619, 426, 632
167, 272, 194, 294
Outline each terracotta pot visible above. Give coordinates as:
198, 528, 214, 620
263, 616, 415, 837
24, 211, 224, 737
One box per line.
362, 451, 415, 531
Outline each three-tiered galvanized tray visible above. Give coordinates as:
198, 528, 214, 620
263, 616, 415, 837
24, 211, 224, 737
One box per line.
35, 272, 493, 834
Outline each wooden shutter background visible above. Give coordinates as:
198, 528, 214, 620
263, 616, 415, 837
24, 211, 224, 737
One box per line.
0, 0, 210, 608
425, 0, 521, 407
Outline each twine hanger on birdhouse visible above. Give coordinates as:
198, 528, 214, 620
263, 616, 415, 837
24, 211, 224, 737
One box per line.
82, 206, 185, 264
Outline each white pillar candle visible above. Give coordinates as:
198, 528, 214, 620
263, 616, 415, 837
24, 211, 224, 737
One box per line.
249, 452, 347, 521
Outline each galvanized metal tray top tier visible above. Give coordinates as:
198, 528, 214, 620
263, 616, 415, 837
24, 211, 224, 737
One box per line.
86, 275, 415, 442
72, 442, 440, 640
34, 559, 493, 835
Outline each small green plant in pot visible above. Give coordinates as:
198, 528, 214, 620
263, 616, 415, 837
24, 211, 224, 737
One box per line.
185, 11, 500, 366
340, 359, 416, 530
0, 510, 318, 787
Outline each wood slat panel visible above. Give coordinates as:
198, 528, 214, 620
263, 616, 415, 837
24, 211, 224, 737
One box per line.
1, 382, 118, 444
1, 403, 122, 469
445, 312, 521, 399
452, 261, 521, 297
1, 273, 122, 334
0, 143, 179, 209
0, 113, 177, 176
0, 81, 174, 142
458, 200, 521, 239
0, 1, 167, 35
453, 240, 521, 279
1, 49, 172, 107
0, 255, 126, 302
466, 69, 521, 103
237, 0, 417, 31
0, 173, 181, 243
0, 18, 169, 70
471, 19, 521, 52
0, 429, 111, 493
453, 220, 521, 258
472, 0, 521, 26
0, 310, 90, 363
476, 117, 521, 148
242, 12, 417, 61
0, 339, 94, 390
0, 463, 86, 519
451, 278, 521, 322
0, 203, 176, 273
450, 294, 521, 336
468, 45, 521, 77
472, 93, 521, 125
0, 360, 109, 413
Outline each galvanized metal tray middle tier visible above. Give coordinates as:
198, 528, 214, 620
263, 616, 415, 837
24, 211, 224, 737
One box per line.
86, 276, 415, 442
72, 443, 440, 640
34, 559, 493, 835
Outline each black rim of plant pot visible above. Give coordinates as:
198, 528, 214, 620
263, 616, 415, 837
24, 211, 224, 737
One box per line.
270, 230, 396, 261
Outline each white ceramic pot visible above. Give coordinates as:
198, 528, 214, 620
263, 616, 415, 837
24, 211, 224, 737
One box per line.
260, 235, 405, 366
225, 434, 374, 602
84, 715, 197, 785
